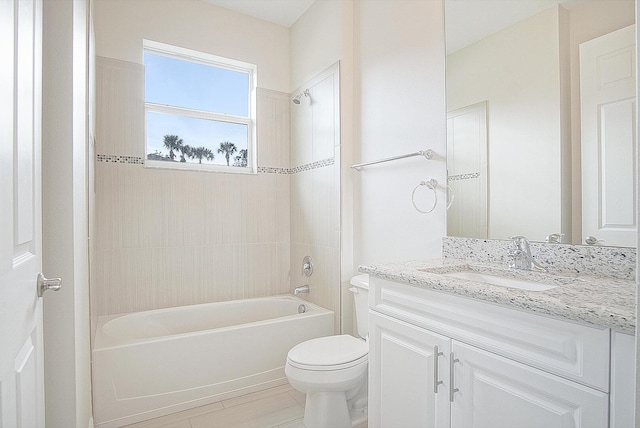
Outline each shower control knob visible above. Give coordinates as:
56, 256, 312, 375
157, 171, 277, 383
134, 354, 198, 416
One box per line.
302, 256, 313, 276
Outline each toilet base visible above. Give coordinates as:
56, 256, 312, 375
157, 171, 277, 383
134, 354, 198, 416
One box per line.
303, 391, 351, 428
301, 382, 368, 428
349, 395, 368, 427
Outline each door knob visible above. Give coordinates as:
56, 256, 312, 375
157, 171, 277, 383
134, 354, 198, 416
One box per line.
585, 236, 604, 245
37, 273, 62, 297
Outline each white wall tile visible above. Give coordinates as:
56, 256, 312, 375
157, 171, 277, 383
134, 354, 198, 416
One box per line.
276, 175, 291, 244
290, 171, 313, 245
205, 245, 242, 303
96, 57, 144, 157
219, 174, 247, 245
288, 65, 341, 322
95, 86, 294, 314
257, 89, 290, 169
257, 92, 278, 167
275, 101, 292, 169
311, 75, 337, 162
93, 59, 341, 320
290, 97, 313, 167
245, 174, 277, 243
244, 243, 291, 298
311, 166, 331, 248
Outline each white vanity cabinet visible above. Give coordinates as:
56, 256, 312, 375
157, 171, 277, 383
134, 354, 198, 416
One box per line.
368, 277, 632, 428
369, 311, 451, 427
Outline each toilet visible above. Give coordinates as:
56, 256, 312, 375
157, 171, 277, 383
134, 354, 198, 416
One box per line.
285, 274, 370, 428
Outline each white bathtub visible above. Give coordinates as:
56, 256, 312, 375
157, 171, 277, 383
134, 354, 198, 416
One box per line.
92, 295, 334, 427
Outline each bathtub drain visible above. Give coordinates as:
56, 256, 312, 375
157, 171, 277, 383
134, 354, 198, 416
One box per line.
298, 304, 307, 314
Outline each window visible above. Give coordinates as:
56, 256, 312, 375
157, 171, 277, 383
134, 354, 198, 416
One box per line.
143, 40, 256, 172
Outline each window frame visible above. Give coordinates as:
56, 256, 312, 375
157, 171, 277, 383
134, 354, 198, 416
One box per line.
143, 39, 257, 174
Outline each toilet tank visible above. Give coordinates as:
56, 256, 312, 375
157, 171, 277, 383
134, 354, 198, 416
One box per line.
349, 274, 370, 339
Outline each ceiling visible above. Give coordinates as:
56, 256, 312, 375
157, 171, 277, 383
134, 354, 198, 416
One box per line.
203, 0, 316, 27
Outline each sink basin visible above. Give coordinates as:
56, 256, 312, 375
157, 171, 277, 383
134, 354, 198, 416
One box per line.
442, 271, 557, 292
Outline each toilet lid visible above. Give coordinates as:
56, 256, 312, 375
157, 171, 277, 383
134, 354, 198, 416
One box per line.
287, 335, 368, 369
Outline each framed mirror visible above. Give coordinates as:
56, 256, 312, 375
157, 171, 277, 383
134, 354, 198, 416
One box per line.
445, 0, 636, 247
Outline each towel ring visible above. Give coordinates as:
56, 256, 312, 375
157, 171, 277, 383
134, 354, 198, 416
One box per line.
446, 184, 454, 210
412, 179, 438, 214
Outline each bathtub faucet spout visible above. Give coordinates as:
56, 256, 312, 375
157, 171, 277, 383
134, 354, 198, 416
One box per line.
294, 285, 310, 295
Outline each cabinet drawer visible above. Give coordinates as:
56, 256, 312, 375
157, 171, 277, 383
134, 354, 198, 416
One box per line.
370, 277, 610, 392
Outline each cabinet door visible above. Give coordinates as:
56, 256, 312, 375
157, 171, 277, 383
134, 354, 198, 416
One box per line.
369, 311, 451, 428
451, 341, 608, 428
610, 332, 635, 427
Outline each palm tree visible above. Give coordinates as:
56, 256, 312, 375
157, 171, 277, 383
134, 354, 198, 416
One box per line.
190, 146, 215, 164
233, 149, 248, 167
178, 144, 192, 163
217, 141, 238, 166
163, 134, 183, 161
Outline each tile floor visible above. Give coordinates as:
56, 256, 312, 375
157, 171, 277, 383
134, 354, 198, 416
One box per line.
123, 383, 368, 428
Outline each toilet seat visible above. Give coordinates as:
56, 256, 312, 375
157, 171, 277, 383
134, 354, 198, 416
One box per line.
287, 335, 368, 371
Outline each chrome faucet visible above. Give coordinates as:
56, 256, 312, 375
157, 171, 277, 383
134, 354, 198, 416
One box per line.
508, 236, 547, 272
293, 285, 310, 295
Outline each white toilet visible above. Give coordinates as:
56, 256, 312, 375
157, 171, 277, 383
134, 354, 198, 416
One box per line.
285, 274, 370, 428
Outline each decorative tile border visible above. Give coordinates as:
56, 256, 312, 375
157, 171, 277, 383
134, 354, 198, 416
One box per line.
448, 172, 480, 181
258, 158, 335, 174
97, 154, 145, 164
97, 153, 335, 175
289, 157, 335, 174
256, 166, 289, 174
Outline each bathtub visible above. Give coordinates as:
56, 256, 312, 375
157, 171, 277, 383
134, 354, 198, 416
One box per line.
92, 295, 334, 427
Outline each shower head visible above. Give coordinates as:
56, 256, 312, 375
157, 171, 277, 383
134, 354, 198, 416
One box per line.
291, 89, 310, 105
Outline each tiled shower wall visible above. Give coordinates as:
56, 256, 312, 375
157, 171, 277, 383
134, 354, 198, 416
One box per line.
94, 57, 340, 320
289, 65, 341, 332
94, 57, 292, 315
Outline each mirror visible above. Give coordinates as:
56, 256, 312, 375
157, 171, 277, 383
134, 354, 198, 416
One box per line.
445, 0, 636, 247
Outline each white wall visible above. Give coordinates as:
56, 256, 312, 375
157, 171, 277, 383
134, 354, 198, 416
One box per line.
42, 0, 92, 426
290, 0, 343, 91
353, 0, 447, 266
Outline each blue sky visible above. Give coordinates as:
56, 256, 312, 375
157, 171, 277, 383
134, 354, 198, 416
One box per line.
144, 52, 249, 165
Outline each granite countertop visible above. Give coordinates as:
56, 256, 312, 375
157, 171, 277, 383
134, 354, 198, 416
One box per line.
359, 259, 636, 335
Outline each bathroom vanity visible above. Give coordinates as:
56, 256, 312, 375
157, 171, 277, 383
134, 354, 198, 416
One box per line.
360, 258, 635, 428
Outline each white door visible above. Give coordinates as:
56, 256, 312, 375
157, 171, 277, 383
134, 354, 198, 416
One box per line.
0, 0, 51, 426
369, 311, 451, 428
580, 25, 636, 247
446, 101, 488, 239
450, 341, 608, 428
